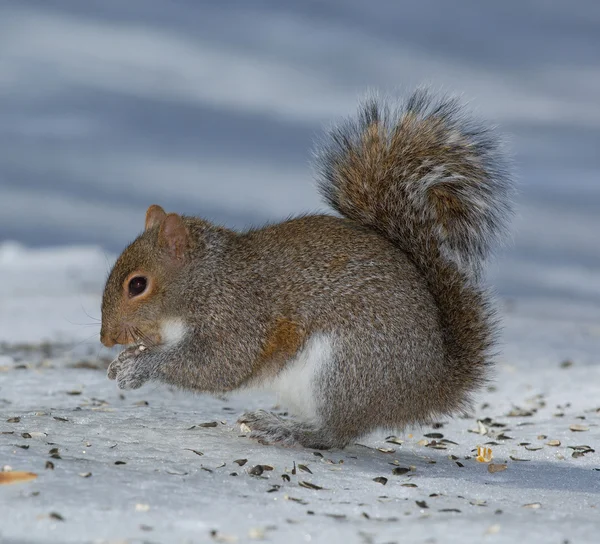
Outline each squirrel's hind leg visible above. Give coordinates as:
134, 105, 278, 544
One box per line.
238, 410, 346, 450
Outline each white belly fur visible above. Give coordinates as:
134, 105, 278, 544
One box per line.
265, 334, 333, 422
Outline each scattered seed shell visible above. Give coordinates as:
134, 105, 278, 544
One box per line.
488, 464, 507, 474
184, 449, 204, 457
248, 465, 264, 476
0, 471, 37, 485
476, 446, 493, 463
298, 481, 323, 490
569, 424, 589, 432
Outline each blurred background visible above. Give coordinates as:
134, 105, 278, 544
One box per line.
0, 0, 599, 343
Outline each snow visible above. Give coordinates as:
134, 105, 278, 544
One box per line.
0, 242, 109, 346
0, 244, 599, 543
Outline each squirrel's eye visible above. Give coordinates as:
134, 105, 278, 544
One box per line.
128, 276, 147, 298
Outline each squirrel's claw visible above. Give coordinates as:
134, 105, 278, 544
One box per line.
238, 410, 334, 450
107, 344, 151, 390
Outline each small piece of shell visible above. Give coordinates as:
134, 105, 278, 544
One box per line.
488, 464, 507, 474
135, 503, 150, 512
546, 439, 561, 447
523, 503, 542, 509
233, 459, 247, 466
284, 495, 308, 505
373, 477, 388, 485
0, 471, 37, 485
138, 345, 147, 351
248, 527, 266, 540
486, 524, 501, 535
79, 472, 92, 478
298, 481, 323, 490
210, 530, 238, 543
239, 423, 252, 433
184, 449, 204, 457
248, 465, 264, 476
569, 424, 589, 432
476, 446, 493, 463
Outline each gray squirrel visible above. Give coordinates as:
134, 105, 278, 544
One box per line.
100, 89, 513, 449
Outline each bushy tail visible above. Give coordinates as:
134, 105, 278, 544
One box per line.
314, 89, 514, 408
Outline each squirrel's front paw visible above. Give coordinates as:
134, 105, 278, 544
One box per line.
107, 345, 153, 390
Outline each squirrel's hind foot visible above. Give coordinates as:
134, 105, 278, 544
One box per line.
238, 410, 341, 450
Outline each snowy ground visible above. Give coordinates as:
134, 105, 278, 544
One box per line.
1, 245, 599, 544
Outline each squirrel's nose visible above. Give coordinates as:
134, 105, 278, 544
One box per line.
100, 330, 115, 347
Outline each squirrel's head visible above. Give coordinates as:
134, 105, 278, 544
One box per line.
100, 205, 196, 348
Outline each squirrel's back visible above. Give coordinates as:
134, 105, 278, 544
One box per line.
313, 89, 513, 415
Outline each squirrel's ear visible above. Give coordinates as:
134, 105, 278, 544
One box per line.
158, 213, 189, 261
145, 205, 167, 230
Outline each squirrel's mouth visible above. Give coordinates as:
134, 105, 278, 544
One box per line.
100, 324, 161, 348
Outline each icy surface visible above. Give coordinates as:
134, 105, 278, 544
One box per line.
0, 245, 599, 543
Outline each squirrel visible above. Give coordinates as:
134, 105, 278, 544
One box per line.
101, 89, 513, 450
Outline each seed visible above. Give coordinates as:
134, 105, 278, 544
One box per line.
569, 424, 589, 432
